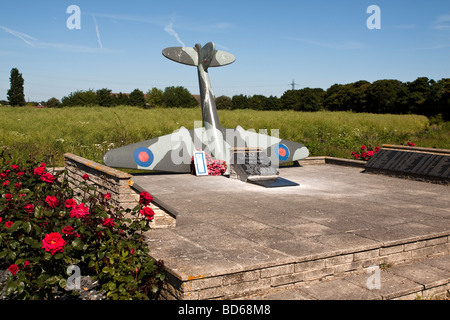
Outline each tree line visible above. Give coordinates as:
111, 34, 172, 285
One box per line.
3, 67, 449, 120
215, 78, 449, 121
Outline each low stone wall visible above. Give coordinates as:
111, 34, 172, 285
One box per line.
64, 153, 176, 229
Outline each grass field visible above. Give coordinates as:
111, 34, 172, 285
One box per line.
1, 105, 449, 167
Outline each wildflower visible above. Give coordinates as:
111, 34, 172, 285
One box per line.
42, 232, 66, 255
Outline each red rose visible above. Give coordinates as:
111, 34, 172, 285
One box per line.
407, 142, 415, 146
139, 207, 155, 221
45, 195, 59, 208
2, 180, 9, 186
24, 203, 34, 213
104, 193, 111, 200
361, 145, 367, 150
70, 203, 90, 218
102, 218, 116, 227
65, 198, 77, 209
24, 261, 30, 268
33, 166, 46, 176
4, 193, 13, 201
42, 232, 66, 255
139, 191, 153, 206
41, 172, 55, 183
5, 221, 14, 228
8, 264, 19, 275
62, 225, 75, 236
82, 174, 89, 181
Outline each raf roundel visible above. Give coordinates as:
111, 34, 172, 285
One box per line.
277, 144, 290, 161
133, 147, 154, 167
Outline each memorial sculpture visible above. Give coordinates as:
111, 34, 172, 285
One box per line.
103, 42, 309, 185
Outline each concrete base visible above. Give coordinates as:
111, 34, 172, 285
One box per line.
132, 164, 449, 300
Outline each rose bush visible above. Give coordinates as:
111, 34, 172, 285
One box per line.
0, 148, 164, 300
351, 145, 380, 161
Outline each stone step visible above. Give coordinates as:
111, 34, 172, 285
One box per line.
246, 254, 450, 300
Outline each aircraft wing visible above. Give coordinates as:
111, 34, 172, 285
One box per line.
223, 126, 309, 165
103, 127, 196, 172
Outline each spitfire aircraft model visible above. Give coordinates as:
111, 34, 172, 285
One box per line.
103, 42, 309, 174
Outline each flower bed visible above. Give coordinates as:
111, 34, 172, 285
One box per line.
0, 147, 164, 300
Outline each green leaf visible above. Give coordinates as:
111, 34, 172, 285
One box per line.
0, 250, 7, 259
45, 276, 60, 285
108, 282, 116, 291
71, 238, 83, 250
23, 221, 31, 233
54, 253, 63, 260
59, 279, 67, 289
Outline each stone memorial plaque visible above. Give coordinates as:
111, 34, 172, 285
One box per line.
365, 148, 450, 184
230, 148, 299, 187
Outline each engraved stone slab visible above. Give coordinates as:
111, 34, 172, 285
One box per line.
229, 148, 299, 187
365, 148, 450, 184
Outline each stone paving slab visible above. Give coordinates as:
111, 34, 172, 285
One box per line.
133, 164, 449, 299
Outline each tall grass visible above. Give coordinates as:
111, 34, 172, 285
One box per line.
1, 106, 447, 166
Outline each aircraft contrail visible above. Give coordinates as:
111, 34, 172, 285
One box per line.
0, 25, 36, 46
164, 21, 185, 47
92, 15, 103, 49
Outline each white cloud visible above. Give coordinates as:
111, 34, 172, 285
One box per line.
432, 13, 450, 30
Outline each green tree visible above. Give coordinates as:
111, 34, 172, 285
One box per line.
366, 80, 408, 114
215, 95, 233, 110
7, 68, 26, 106
46, 97, 61, 108
146, 87, 164, 108
163, 86, 197, 108
128, 89, 146, 107
429, 78, 450, 121
61, 89, 97, 107
281, 88, 324, 111
231, 94, 250, 109
96, 88, 114, 107
115, 92, 129, 106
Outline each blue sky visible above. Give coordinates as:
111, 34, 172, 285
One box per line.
1, 0, 449, 102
